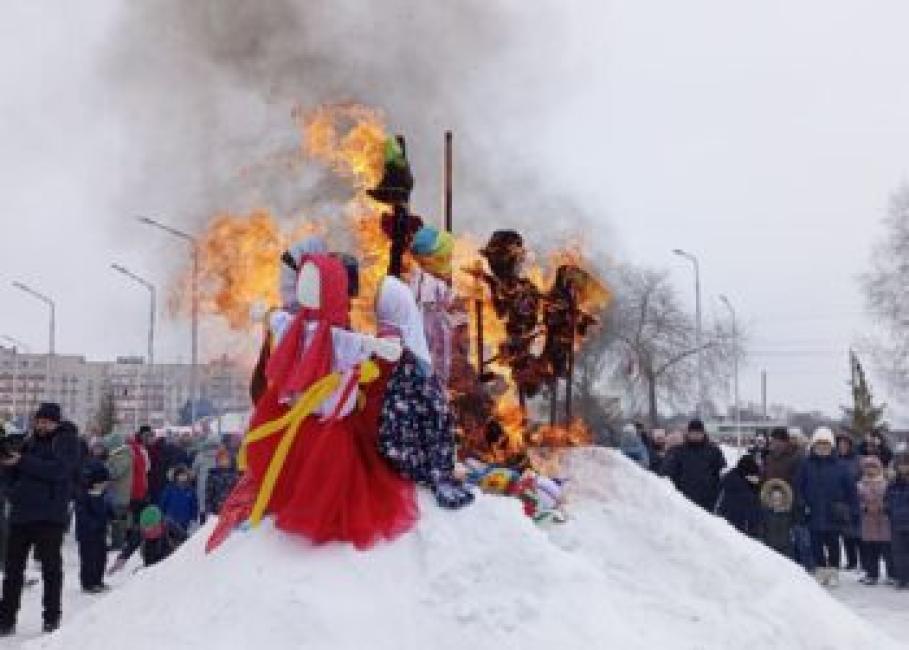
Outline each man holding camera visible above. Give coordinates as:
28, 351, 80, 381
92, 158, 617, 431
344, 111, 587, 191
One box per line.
0, 402, 80, 636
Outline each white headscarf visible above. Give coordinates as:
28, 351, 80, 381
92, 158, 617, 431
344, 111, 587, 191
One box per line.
279, 235, 328, 310
376, 276, 433, 368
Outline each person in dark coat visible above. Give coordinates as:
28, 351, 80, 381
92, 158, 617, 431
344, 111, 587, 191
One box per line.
761, 479, 795, 559
794, 427, 860, 587
205, 448, 239, 517
662, 419, 727, 512
836, 434, 862, 570
0, 403, 81, 636
716, 454, 762, 537
884, 453, 909, 589
762, 427, 803, 487
74, 461, 111, 594
647, 429, 668, 475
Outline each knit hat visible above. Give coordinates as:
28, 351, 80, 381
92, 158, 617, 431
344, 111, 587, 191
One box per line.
35, 402, 61, 423
687, 419, 706, 433
411, 226, 455, 278
810, 426, 835, 447
139, 505, 165, 540
769, 426, 790, 442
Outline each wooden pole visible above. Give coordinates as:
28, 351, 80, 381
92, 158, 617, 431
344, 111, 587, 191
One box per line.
444, 131, 453, 233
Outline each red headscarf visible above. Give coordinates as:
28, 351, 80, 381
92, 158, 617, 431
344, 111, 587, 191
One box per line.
250, 254, 350, 428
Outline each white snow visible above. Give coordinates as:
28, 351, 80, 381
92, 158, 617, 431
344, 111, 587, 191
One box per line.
7, 448, 906, 650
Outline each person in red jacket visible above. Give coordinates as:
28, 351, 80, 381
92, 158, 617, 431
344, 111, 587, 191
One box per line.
128, 430, 150, 520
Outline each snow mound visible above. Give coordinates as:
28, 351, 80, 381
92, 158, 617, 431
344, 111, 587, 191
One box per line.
27, 449, 900, 650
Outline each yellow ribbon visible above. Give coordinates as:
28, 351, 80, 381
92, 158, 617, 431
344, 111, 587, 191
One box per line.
241, 373, 342, 527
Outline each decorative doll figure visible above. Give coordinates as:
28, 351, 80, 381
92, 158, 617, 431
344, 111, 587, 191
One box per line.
376, 276, 474, 510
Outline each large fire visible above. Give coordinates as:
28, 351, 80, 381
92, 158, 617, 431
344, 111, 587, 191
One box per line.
176, 103, 609, 459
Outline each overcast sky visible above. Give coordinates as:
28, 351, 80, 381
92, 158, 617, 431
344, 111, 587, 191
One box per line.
2, 1, 908, 422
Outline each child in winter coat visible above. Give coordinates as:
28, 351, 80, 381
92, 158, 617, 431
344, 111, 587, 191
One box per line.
205, 447, 239, 517
884, 453, 909, 589
75, 461, 111, 594
716, 454, 762, 537
109, 505, 188, 573
159, 465, 199, 534
760, 479, 794, 559
857, 456, 893, 585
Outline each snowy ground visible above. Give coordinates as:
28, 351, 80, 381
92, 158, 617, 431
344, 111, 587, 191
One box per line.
0, 449, 905, 649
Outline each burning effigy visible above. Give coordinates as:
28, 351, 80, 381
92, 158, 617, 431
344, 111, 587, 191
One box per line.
172, 104, 608, 550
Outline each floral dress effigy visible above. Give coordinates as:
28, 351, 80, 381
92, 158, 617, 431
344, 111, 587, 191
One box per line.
378, 350, 455, 486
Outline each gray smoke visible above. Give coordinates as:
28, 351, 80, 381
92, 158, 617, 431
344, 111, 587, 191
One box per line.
103, 0, 607, 253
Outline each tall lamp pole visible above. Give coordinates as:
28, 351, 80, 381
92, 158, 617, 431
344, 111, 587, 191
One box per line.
672, 249, 704, 418
11, 282, 55, 402
719, 295, 740, 451
137, 216, 199, 426
1, 335, 29, 428
111, 264, 156, 426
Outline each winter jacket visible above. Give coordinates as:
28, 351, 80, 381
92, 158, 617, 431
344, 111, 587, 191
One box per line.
192, 442, 219, 515
794, 454, 860, 533
75, 489, 110, 541
128, 440, 149, 502
762, 443, 803, 487
837, 451, 861, 536
619, 430, 650, 470
662, 439, 727, 511
120, 519, 187, 568
5, 422, 81, 526
858, 476, 891, 542
762, 509, 794, 554
716, 470, 762, 537
205, 467, 239, 516
884, 477, 909, 533
145, 439, 167, 502
159, 483, 199, 531
106, 445, 134, 508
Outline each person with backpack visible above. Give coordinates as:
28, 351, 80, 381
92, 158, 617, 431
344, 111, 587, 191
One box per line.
109, 505, 188, 573
0, 403, 81, 636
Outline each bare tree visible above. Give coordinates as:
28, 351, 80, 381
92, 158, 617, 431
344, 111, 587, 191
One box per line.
603, 264, 735, 427
862, 185, 909, 397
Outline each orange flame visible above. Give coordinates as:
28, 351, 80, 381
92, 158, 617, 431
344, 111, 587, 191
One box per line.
176, 102, 610, 459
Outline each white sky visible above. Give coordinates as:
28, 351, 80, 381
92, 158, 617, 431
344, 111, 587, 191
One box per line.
1, 1, 908, 421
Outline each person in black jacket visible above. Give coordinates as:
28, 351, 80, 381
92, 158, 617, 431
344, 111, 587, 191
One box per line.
662, 419, 727, 512
717, 454, 762, 537
75, 461, 111, 594
0, 403, 80, 636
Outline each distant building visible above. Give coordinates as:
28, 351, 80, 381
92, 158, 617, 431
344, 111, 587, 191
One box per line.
0, 347, 249, 432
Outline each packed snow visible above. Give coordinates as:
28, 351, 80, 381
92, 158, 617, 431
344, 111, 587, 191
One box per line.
6, 448, 905, 650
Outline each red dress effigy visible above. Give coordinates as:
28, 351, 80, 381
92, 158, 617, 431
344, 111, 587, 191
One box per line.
276, 359, 418, 549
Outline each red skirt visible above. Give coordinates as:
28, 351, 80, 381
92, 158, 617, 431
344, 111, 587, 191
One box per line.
276, 364, 418, 549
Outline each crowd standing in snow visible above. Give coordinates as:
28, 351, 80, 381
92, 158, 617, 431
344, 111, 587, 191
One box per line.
628, 418, 909, 590
0, 402, 242, 637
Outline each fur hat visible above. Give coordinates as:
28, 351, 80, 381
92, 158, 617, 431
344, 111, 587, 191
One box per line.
810, 427, 835, 447
687, 419, 706, 434
35, 402, 61, 423
760, 479, 794, 511
769, 426, 790, 442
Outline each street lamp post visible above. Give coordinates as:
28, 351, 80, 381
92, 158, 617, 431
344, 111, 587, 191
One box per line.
1, 335, 28, 428
12, 282, 55, 402
137, 216, 199, 426
111, 263, 156, 426
719, 295, 741, 451
672, 249, 704, 418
